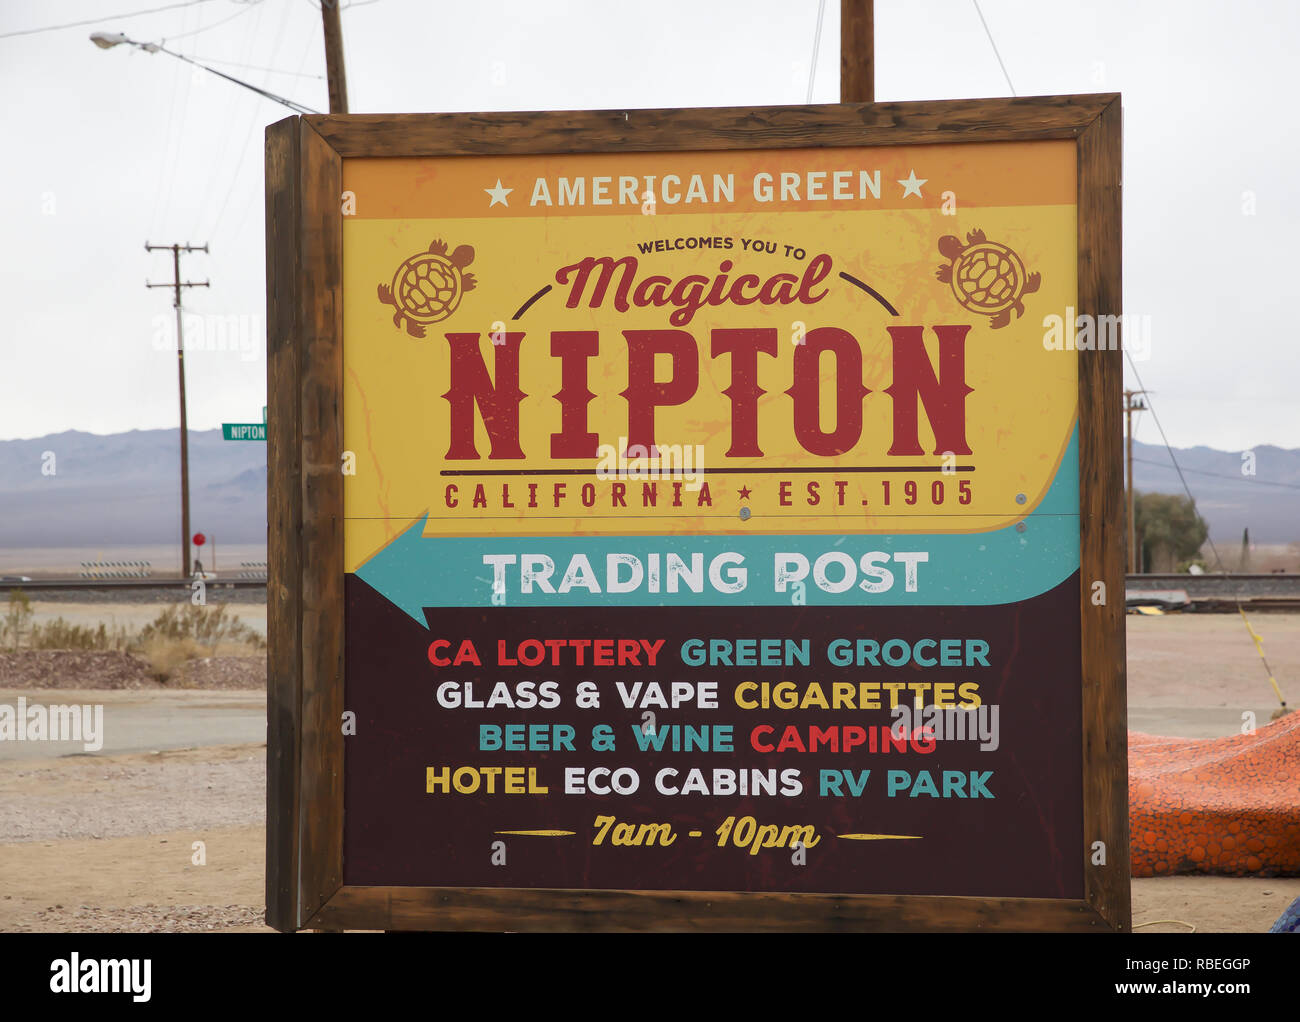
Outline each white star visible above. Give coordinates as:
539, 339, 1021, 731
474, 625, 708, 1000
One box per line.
898, 169, 927, 199
485, 179, 513, 207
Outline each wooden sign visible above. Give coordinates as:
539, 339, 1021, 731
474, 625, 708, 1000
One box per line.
265, 95, 1127, 932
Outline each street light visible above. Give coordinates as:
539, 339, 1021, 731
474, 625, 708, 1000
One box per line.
90, 32, 132, 50
89, 31, 319, 114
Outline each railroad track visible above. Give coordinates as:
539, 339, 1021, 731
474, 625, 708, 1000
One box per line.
3, 572, 1296, 605
1132, 573, 1300, 599
0, 577, 266, 592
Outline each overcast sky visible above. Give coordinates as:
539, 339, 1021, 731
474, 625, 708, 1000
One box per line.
1, 0, 1296, 452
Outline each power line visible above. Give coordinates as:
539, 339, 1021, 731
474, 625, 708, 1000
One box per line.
972, 0, 1016, 96
204, 0, 298, 239
156, 20, 201, 242
1133, 457, 1300, 492
0, 0, 214, 40
161, 0, 262, 41
189, 0, 270, 239
148, 27, 187, 239
1125, 349, 1288, 713
177, 54, 325, 79
806, 0, 827, 103
151, 2, 204, 241
224, 10, 321, 243
1126, 350, 1230, 570
114, 38, 319, 114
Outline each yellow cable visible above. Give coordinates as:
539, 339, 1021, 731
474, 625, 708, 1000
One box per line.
1238, 606, 1288, 711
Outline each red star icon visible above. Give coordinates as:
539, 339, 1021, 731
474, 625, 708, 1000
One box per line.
738, 486, 753, 500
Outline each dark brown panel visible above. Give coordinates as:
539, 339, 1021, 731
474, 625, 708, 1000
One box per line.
309, 884, 1111, 933
1076, 96, 1130, 931
342, 579, 1083, 898
305, 95, 1118, 158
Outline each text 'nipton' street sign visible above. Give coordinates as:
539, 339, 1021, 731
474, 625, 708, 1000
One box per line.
222, 423, 265, 441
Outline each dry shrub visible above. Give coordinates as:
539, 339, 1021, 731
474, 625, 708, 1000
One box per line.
29, 618, 132, 651
133, 604, 266, 655
3, 590, 33, 651
2, 596, 265, 675
138, 636, 207, 683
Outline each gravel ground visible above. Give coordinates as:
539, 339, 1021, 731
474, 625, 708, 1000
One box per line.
0, 744, 272, 932
0, 744, 265, 843
22, 904, 265, 933
0, 822, 272, 933
0, 651, 265, 690
0, 651, 157, 690
1126, 614, 1299, 709
176, 656, 267, 690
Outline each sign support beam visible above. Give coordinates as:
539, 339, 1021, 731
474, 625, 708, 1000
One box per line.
840, 0, 874, 103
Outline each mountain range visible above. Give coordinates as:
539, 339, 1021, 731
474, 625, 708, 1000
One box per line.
0, 429, 267, 546
0, 428, 1296, 547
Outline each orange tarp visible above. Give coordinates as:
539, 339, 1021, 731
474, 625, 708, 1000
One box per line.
1130, 712, 1300, 876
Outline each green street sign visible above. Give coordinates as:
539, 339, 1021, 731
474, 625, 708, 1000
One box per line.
223, 423, 266, 441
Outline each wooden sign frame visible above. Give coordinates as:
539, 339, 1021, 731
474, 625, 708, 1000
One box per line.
265, 94, 1127, 933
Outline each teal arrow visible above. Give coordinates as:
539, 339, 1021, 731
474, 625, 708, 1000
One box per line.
351, 424, 1080, 628
354, 513, 438, 625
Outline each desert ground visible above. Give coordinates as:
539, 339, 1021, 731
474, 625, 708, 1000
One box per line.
1, 601, 1297, 932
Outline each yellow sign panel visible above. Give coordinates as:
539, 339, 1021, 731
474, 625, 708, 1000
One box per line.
342, 142, 1076, 569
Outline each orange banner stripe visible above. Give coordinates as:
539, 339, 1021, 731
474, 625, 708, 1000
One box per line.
343, 140, 1075, 220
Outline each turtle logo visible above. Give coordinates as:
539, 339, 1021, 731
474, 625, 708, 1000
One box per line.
935, 229, 1039, 329
377, 239, 477, 337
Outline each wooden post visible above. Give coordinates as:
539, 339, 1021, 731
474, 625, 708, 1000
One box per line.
840, 0, 874, 103
172, 245, 191, 581
1127, 396, 1135, 573
265, 116, 345, 932
146, 242, 208, 579
1123, 389, 1146, 574
320, 0, 349, 114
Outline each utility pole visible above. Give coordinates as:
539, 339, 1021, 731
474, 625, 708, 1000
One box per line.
840, 0, 874, 103
320, 0, 349, 113
147, 243, 209, 579
1123, 389, 1148, 574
